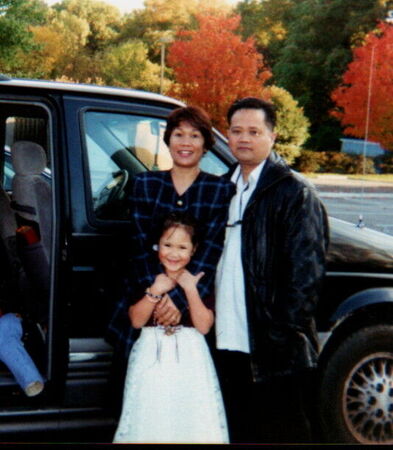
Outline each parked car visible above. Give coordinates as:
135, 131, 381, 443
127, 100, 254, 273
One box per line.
0, 76, 392, 444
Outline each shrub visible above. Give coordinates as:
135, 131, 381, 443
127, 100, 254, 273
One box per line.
346, 154, 376, 174
321, 151, 352, 173
375, 153, 393, 174
293, 150, 376, 174
291, 150, 323, 173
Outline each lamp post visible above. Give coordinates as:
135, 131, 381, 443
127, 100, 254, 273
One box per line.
159, 36, 172, 94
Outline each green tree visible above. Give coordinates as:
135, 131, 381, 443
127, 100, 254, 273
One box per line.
0, 0, 48, 74
272, 0, 392, 150
265, 85, 310, 164
236, 0, 299, 52
53, 0, 122, 52
99, 40, 163, 91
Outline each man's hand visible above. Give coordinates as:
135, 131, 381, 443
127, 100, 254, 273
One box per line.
154, 294, 181, 327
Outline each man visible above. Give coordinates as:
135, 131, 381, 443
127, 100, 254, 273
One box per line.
214, 97, 329, 443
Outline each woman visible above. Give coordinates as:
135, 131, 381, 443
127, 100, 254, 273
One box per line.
129, 106, 235, 327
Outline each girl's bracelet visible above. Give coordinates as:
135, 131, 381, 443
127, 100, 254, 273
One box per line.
144, 289, 163, 303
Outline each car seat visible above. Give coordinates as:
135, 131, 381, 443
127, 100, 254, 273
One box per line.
10, 141, 51, 261
10, 141, 51, 326
0, 184, 17, 258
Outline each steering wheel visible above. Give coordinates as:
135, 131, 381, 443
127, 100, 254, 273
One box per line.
106, 169, 129, 204
95, 169, 129, 219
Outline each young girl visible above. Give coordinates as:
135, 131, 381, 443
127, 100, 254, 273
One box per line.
113, 212, 229, 444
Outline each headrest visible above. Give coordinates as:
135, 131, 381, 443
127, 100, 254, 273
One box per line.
11, 141, 47, 176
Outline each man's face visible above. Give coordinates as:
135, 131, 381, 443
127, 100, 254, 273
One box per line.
227, 108, 276, 169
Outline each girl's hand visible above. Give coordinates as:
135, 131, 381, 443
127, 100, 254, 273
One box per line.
176, 270, 205, 292
150, 273, 176, 296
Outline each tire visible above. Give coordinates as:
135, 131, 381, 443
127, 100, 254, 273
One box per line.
319, 325, 393, 444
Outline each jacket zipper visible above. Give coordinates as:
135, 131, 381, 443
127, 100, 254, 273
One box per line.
242, 172, 291, 382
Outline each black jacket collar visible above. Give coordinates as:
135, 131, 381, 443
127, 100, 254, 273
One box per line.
225, 151, 292, 198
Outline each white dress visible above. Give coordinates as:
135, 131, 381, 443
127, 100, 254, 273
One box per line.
113, 326, 229, 444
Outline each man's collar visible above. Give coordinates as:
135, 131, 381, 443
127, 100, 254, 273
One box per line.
230, 160, 266, 186
225, 151, 292, 190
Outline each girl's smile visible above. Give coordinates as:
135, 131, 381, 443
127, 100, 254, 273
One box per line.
158, 226, 195, 278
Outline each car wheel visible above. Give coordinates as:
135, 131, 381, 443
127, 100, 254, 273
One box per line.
319, 325, 393, 444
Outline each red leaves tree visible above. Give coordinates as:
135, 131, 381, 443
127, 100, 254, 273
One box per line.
167, 14, 271, 132
331, 22, 393, 151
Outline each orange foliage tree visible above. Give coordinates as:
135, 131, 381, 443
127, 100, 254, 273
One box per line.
167, 14, 271, 132
331, 22, 393, 151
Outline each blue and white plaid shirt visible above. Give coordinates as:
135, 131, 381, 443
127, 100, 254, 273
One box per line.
106, 170, 235, 356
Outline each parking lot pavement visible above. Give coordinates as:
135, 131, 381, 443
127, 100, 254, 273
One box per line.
310, 175, 393, 236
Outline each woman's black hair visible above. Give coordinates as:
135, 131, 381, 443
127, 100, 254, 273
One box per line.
163, 106, 215, 151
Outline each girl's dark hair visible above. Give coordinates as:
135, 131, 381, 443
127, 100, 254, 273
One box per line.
157, 211, 201, 247
163, 106, 215, 150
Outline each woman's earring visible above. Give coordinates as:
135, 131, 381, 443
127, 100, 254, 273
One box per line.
152, 244, 158, 251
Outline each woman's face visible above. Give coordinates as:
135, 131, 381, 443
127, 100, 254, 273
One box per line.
158, 225, 195, 277
168, 121, 205, 169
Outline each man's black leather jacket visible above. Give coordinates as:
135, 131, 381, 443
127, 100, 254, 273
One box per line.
226, 151, 329, 382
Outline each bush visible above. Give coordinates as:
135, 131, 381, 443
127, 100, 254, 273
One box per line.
345, 154, 376, 174
293, 150, 376, 174
291, 150, 323, 172
375, 153, 393, 174
319, 151, 350, 173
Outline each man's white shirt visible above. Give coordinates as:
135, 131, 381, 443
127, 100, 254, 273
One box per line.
215, 161, 266, 354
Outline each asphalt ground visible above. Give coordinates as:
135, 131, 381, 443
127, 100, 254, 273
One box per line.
310, 175, 393, 236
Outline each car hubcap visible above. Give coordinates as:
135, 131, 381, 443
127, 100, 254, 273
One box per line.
343, 352, 393, 443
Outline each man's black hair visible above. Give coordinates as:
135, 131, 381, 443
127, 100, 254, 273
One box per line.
227, 97, 277, 131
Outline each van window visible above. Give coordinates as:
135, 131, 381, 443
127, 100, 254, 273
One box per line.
83, 110, 229, 220
83, 111, 168, 220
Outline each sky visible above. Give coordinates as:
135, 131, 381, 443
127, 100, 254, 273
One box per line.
45, 0, 239, 14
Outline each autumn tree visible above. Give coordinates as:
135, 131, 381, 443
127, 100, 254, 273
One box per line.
272, 0, 392, 150
20, 9, 92, 80
167, 14, 271, 132
331, 22, 393, 151
119, 0, 233, 63
21, 0, 128, 83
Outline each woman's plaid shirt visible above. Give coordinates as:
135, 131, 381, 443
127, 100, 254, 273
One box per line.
106, 170, 235, 352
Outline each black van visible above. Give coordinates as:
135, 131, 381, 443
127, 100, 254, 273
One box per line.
0, 76, 393, 444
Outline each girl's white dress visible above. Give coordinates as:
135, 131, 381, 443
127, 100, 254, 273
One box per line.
113, 326, 229, 443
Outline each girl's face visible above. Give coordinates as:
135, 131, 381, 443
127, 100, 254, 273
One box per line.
169, 121, 205, 169
158, 225, 195, 277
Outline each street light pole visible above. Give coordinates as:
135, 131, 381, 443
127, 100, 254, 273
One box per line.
160, 41, 166, 94
159, 36, 172, 95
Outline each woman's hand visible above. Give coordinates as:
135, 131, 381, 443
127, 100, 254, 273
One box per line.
176, 270, 205, 293
154, 294, 181, 327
